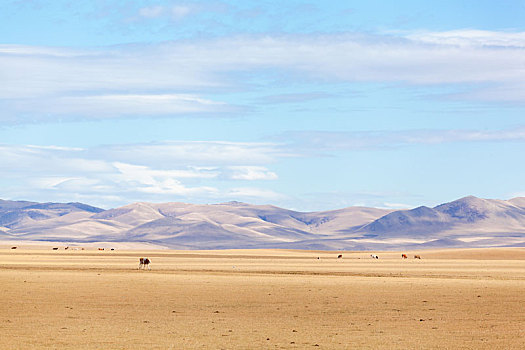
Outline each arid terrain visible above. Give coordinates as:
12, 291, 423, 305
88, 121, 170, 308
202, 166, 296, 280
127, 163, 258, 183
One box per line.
1, 247, 524, 349
3, 197, 525, 250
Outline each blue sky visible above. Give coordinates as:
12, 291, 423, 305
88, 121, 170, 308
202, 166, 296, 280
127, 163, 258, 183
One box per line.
1, 0, 525, 210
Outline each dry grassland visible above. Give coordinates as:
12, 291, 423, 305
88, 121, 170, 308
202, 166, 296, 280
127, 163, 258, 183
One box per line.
1, 247, 524, 349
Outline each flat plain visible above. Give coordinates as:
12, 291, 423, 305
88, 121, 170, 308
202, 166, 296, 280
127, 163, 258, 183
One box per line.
1, 247, 524, 349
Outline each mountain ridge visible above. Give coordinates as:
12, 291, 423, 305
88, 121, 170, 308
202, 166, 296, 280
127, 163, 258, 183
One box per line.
1, 196, 524, 250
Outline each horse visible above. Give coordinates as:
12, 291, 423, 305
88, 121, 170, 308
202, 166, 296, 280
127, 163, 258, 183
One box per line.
337, 254, 343, 259
370, 254, 379, 259
401, 254, 408, 259
139, 257, 151, 270
414, 255, 421, 259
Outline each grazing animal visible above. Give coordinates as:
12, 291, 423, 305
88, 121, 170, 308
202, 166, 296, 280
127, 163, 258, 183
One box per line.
52, 247, 59, 250
370, 254, 379, 259
11, 246, 17, 249
414, 255, 421, 259
401, 254, 408, 259
65, 247, 69, 250
139, 257, 151, 270
98, 248, 104, 251
337, 254, 343, 259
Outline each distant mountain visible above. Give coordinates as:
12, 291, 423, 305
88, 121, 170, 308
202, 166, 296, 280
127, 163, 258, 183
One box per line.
358, 196, 525, 247
0, 200, 103, 230
91, 202, 392, 249
1, 196, 524, 250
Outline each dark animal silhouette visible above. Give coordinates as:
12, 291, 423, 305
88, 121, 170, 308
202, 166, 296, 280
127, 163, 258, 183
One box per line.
139, 257, 151, 270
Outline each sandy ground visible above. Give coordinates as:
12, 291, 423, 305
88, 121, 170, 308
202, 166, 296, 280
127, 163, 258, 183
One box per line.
1, 248, 524, 349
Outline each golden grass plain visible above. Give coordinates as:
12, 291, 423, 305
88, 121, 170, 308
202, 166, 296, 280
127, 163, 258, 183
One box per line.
1, 247, 524, 349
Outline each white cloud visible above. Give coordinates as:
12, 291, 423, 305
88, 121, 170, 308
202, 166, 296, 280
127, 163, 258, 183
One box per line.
112, 162, 218, 196
0, 144, 112, 173
406, 30, 525, 47
259, 92, 333, 104
0, 141, 285, 172
113, 162, 219, 180
1, 126, 523, 207
26, 145, 84, 151
92, 141, 289, 166
138, 5, 165, 18
225, 166, 278, 180
280, 127, 525, 152
31, 177, 85, 189
227, 187, 287, 200
171, 5, 191, 19
285, 190, 421, 212
9, 93, 229, 118
0, 141, 285, 207
1, 125, 522, 208
137, 5, 192, 20
2, 30, 525, 123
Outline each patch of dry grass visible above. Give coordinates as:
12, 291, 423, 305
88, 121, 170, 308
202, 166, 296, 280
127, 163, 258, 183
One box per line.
1, 248, 524, 349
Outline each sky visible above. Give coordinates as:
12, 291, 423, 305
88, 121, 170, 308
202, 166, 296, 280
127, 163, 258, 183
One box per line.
1, 0, 525, 211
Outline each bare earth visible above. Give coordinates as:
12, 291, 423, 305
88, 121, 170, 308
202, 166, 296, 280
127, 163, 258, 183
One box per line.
1, 247, 524, 349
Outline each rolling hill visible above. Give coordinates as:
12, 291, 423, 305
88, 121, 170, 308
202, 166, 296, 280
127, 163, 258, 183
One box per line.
1, 196, 524, 250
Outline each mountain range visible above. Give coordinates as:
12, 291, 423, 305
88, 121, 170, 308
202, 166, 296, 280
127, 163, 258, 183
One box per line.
1, 196, 524, 250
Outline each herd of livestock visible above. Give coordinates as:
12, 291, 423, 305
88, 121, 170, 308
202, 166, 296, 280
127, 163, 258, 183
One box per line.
9, 246, 423, 260
8, 247, 423, 271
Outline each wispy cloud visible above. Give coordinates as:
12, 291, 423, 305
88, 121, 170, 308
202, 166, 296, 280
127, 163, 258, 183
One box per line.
258, 92, 333, 104
138, 5, 165, 18
112, 162, 218, 196
280, 190, 421, 212
1, 126, 522, 208
224, 166, 278, 180
406, 30, 525, 47
0, 141, 284, 207
91, 141, 290, 166
170, 5, 192, 19
2, 30, 525, 123
227, 187, 286, 200
279, 127, 525, 153
7, 93, 231, 119
137, 4, 193, 20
